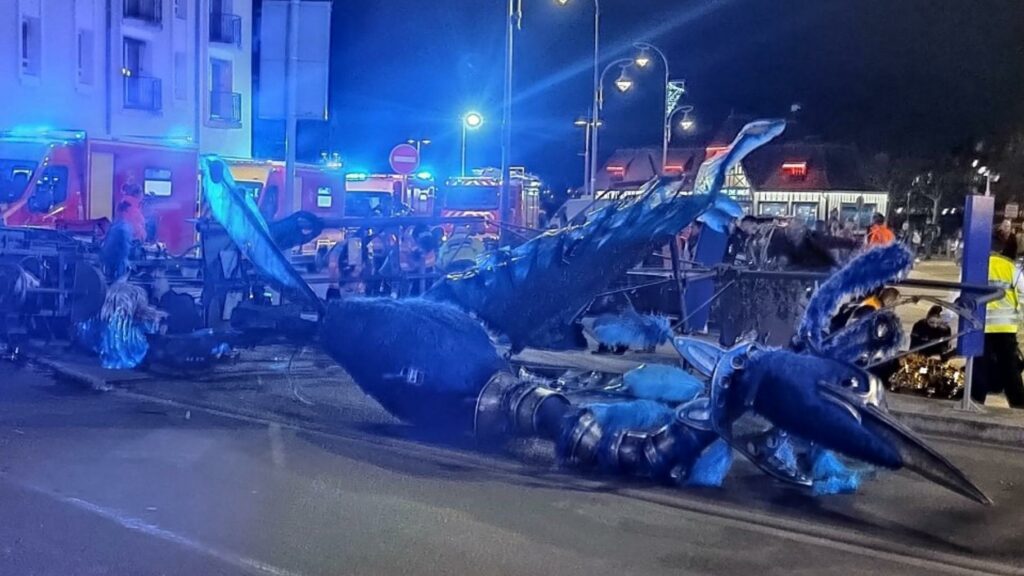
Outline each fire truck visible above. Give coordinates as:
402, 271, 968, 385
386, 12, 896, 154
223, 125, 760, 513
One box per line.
0, 129, 352, 256
438, 167, 541, 234
0, 128, 200, 255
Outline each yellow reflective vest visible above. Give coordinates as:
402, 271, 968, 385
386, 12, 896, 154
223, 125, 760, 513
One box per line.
987, 254, 1023, 334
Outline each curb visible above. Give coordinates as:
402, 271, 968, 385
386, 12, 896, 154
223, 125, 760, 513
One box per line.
889, 408, 1024, 447
29, 353, 1024, 448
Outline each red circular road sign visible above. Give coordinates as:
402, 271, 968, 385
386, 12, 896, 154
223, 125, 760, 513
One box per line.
389, 144, 420, 175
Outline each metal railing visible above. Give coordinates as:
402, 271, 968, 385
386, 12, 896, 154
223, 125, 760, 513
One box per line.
209, 91, 242, 123
123, 0, 161, 23
210, 12, 242, 46
124, 76, 162, 111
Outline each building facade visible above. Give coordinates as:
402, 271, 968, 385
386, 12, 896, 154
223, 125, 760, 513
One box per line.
596, 120, 888, 229
1, 0, 252, 157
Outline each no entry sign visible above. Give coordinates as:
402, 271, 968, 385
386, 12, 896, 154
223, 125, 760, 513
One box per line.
389, 144, 420, 175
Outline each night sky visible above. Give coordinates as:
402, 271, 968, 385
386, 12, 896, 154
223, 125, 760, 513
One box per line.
261, 0, 1024, 189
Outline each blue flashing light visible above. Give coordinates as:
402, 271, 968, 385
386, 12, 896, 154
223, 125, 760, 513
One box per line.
346, 172, 369, 182
1, 125, 86, 142
415, 171, 433, 181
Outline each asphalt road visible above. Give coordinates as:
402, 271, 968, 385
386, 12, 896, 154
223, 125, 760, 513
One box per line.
2, 365, 1024, 576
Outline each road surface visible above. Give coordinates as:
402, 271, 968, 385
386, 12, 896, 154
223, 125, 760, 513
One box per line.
1, 364, 1023, 576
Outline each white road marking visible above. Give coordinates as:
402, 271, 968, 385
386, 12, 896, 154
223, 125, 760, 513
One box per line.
8, 477, 307, 576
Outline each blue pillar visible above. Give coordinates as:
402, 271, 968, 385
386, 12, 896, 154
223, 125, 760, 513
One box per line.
957, 195, 993, 357
685, 228, 728, 332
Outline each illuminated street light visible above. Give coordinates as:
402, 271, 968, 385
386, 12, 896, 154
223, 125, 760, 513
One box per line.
633, 41, 692, 174
407, 138, 432, 154
635, 47, 652, 69
677, 105, 695, 132
461, 111, 484, 177
464, 112, 484, 129
614, 66, 634, 92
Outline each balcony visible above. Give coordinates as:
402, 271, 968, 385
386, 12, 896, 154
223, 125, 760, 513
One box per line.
209, 91, 242, 124
124, 76, 162, 112
123, 0, 161, 24
210, 12, 242, 46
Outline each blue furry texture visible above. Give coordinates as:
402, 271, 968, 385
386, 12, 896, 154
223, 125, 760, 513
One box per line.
622, 364, 704, 404
429, 120, 786, 352
77, 316, 152, 370
583, 400, 676, 471
592, 311, 672, 350
685, 439, 734, 487
739, 350, 902, 469
822, 311, 905, 364
810, 447, 863, 495
320, 297, 506, 430
799, 244, 913, 349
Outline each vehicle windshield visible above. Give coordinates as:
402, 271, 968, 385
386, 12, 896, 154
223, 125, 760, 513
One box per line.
345, 191, 392, 217
0, 159, 37, 203
443, 186, 499, 211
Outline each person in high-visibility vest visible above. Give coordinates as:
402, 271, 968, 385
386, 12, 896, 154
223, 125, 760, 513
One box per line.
973, 232, 1024, 407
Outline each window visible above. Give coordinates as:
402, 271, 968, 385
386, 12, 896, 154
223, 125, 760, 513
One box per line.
317, 186, 333, 208
77, 30, 95, 85
793, 202, 818, 225
124, 0, 161, 23
0, 161, 38, 203
759, 202, 789, 217
123, 37, 144, 76
174, 51, 187, 100
27, 166, 70, 214
123, 38, 162, 111
20, 17, 41, 77
173, 0, 186, 19
144, 168, 173, 197
443, 186, 499, 210
209, 57, 241, 122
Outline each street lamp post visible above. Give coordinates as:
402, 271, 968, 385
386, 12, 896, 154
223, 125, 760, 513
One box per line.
556, 0, 602, 196
407, 138, 432, 154
461, 112, 484, 177
574, 115, 600, 192
590, 58, 634, 195
633, 42, 691, 175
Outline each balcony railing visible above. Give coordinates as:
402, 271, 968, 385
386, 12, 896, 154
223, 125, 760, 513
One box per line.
124, 0, 161, 24
209, 91, 242, 123
210, 12, 242, 46
124, 75, 163, 111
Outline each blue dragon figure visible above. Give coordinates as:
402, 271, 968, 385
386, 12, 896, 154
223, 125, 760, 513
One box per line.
425, 119, 787, 352
197, 120, 989, 504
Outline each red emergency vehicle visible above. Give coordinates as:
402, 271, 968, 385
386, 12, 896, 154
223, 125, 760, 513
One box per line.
0, 129, 200, 254
439, 168, 541, 233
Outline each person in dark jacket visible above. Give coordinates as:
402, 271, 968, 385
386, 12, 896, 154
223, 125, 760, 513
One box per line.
910, 305, 953, 359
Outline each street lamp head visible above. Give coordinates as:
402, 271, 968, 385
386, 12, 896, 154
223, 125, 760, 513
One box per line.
464, 112, 484, 129
421, 139, 432, 146
678, 105, 695, 132
614, 67, 633, 93
635, 47, 652, 69
574, 118, 588, 127
554, 0, 570, 5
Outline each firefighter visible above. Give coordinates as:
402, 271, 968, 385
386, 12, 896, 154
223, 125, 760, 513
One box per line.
972, 232, 1024, 407
438, 224, 486, 272
866, 213, 896, 247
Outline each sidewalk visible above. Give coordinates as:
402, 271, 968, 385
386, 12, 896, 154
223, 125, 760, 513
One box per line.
24, 344, 1024, 448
